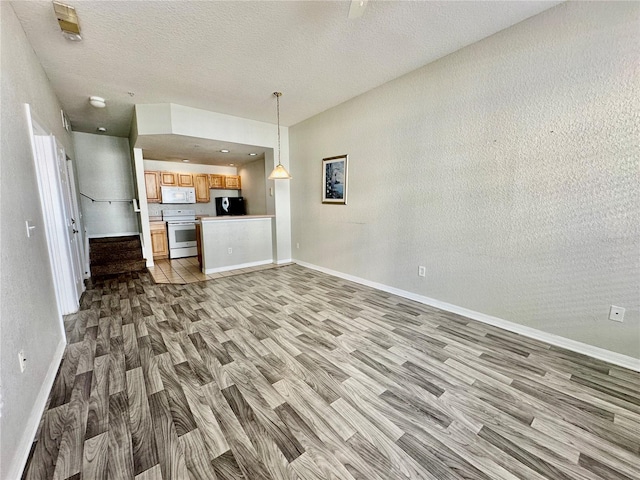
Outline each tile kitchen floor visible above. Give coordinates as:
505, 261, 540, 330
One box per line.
148, 257, 284, 284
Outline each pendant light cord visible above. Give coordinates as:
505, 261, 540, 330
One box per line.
274, 92, 282, 166
268, 91, 291, 179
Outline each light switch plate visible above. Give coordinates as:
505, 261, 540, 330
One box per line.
25, 220, 36, 238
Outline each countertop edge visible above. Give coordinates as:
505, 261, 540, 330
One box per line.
198, 215, 275, 222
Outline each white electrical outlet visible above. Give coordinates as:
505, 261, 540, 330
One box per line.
418, 266, 426, 277
228, 247, 233, 254
296, 243, 300, 249
18, 350, 27, 373
609, 305, 625, 322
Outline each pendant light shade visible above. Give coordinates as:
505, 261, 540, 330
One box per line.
268, 164, 292, 180
268, 92, 292, 180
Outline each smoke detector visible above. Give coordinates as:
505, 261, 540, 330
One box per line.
53, 2, 82, 41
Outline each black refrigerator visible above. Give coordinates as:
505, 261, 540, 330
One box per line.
215, 197, 246, 216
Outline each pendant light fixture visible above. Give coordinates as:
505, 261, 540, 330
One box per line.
268, 92, 292, 180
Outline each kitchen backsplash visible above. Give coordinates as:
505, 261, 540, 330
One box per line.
147, 190, 240, 217
148, 203, 215, 216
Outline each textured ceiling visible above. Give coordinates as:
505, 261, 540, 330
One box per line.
11, 0, 561, 139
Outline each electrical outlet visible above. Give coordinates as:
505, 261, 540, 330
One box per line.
418, 266, 426, 277
228, 247, 232, 254
296, 242, 300, 249
18, 350, 27, 373
609, 305, 625, 322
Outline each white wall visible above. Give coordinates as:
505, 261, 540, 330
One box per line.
238, 158, 268, 215
73, 132, 138, 236
290, 2, 640, 359
0, 3, 72, 478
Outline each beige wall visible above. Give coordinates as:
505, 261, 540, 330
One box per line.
0, 3, 74, 478
73, 132, 138, 236
239, 158, 268, 215
290, 2, 640, 358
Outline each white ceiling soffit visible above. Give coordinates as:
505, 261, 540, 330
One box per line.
11, 1, 561, 137
137, 134, 268, 166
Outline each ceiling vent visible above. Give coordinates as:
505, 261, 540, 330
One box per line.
53, 2, 82, 41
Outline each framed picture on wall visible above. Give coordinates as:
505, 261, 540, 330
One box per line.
322, 154, 348, 204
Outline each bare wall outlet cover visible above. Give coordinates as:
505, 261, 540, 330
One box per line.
609, 305, 625, 322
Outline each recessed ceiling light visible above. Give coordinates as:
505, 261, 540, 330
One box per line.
249, 153, 257, 156
89, 96, 106, 108
182, 159, 190, 163
97, 127, 107, 132
229, 163, 235, 166
220, 149, 230, 153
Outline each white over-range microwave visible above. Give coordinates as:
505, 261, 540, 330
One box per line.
161, 186, 196, 204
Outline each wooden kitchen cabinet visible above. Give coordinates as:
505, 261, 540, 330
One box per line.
208, 174, 225, 189
194, 174, 210, 203
150, 222, 168, 259
144, 171, 161, 203
160, 172, 177, 186
177, 173, 194, 187
224, 175, 242, 190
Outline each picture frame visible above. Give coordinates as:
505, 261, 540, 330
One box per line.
322, 154, 348, 204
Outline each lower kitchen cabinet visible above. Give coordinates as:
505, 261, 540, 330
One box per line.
150, 222, 169, 259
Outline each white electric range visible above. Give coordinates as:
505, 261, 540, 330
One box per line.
162, 209, 197, 259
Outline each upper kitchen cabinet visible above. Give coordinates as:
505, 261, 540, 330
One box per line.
160, 172, 177, 185
178, 173, 194, 187
145, 171, 161, 203
208, 174, 225, 189
194, 174, 210, 203
224, 175, 242, 190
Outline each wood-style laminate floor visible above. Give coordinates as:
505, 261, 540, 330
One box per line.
22, 266, 640, 480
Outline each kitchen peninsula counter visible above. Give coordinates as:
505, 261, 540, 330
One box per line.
197, 215, 275, 273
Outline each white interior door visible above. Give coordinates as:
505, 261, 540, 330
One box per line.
55, 146, 84, 299
66, 160, 88, 278
27, 105, 80, 314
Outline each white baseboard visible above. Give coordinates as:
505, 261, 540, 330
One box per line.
9, 337, 66, 480
204, 259, 273, 274
295, 261, 640, 372
276, 258, 293, 265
